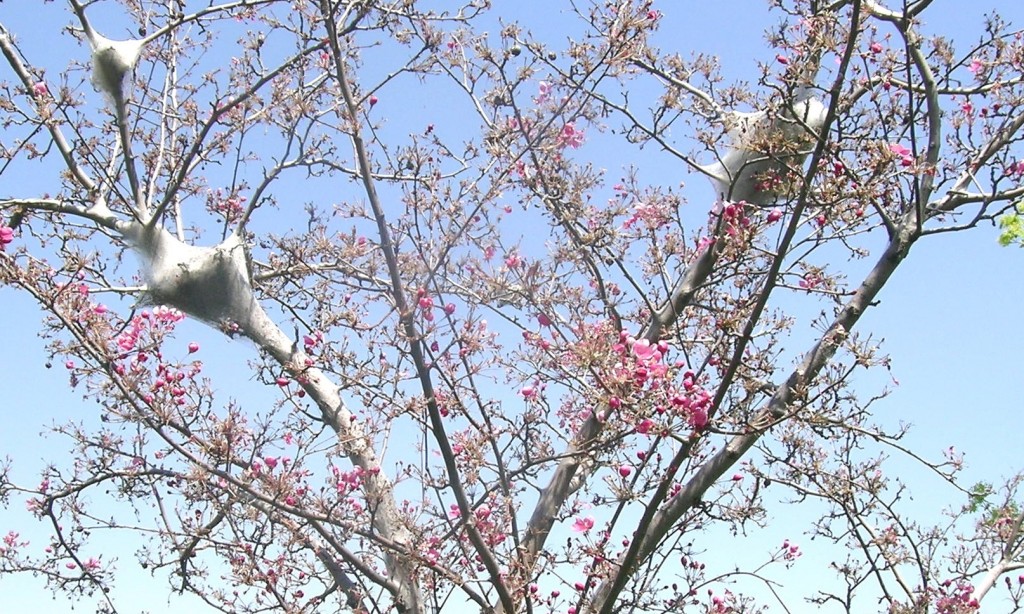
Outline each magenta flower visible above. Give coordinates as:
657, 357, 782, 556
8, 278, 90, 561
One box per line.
536, 81, 552, 103
888, 143, 911, 157
187, 342, 200, 354
571, 516, 594, 533
0, 226, 14, 250
688, 408, 708, 430
558, 122, 585, 149
32, 81, 48, 97
889, 143, 914, 167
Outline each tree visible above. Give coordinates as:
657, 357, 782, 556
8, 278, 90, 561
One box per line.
2, 0, 1024, 612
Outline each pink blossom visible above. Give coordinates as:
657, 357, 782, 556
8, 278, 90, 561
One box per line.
869, 41, 883, 54
368, 95, 378, 106
767, 208, 783, 223
537, 313, 553, 327
537, 81, 552, 103
635, 418, 654, 434
618, 465, 632, 477
275, 376, 290, 387
558, 122, 585, 149
623, 200, 669, 229
0, 226, 14, 250
968, 59, 984, 75
264, 456, 278, 469
187, 342, 200, 354
776, 54, 789, 65
32, 81, 49, 98
631, 339, 661, 362
3, 531, 21, 547
571, 516, 595, 533
688, 408, 708, 430
888, 143, 911, 157
520, 385, 537, 399
799, 273, 820, 290
889, 143, 914, 167
696, 235, 715, 252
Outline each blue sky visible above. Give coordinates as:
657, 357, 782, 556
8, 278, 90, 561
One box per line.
3, 1, 1024, 612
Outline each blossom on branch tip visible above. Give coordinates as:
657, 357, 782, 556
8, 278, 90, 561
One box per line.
536, 80, 552, 103
571, 516, 594, 533
558, 122, 585, 149
889, 143, 915, 167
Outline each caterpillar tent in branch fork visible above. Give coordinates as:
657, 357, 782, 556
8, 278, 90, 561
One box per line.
698, 86, 828, 205
70, 0, 162, 117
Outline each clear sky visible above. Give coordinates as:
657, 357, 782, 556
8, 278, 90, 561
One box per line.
3, 1, 1024, 612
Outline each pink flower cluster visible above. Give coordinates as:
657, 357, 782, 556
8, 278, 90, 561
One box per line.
889, 143, 915, 167
557, 122, 585, 149
934, 580, 980, 614
206, 189, 247, 222
331, 465, 365, 497
612, 334, 670, 389
116, 307, 185, 354
622, 198, 670, 230
416, 288, 435, 321
609, 332, 712, 433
